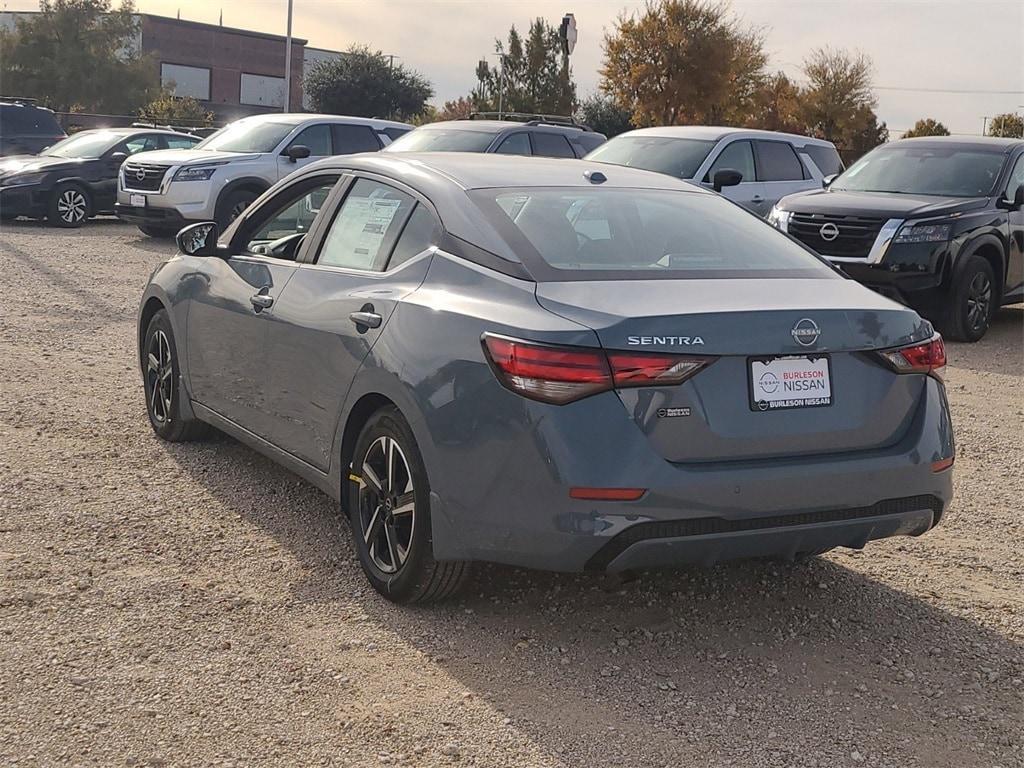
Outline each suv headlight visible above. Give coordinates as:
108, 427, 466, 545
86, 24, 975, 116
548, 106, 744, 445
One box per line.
0, 171, 46, 188
172, 166, 219, 182
893, 222, 952, 244
767, 205, 791, 232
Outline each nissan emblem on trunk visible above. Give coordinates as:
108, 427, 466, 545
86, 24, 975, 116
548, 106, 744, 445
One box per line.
791, 318, 821, 346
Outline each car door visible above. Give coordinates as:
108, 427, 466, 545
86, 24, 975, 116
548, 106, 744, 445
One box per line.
753, 139, 810, 211
185, 172, 343, 435
262, 175, 440, 470
277, 123, 335, 180
702, 140, 765, 213
1003, 152, 1024, 297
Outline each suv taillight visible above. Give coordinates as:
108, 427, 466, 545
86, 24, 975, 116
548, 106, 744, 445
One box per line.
876, 335, 947, 380
482, 334, 714, 405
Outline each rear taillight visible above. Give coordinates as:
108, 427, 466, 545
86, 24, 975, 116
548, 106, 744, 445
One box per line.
877, 335, 947, 380
482, 334, 713, 405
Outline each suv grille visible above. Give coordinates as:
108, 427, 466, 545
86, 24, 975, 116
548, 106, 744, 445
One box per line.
123, 162, 169, 192
789, 212, 885, 259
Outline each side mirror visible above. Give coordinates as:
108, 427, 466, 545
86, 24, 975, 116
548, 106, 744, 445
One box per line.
996, 183, 1024, 211
712, 168, 743, 192
822, 173, 838, 189
285, 144, 311, 163
108, 151, 129, 164
176, 221, 221, 257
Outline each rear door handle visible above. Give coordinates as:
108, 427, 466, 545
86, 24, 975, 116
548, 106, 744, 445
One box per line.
250, 293, 274, 311
349, 311, 382, 329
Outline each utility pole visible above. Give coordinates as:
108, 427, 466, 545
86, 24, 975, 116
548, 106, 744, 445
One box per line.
494, 53, 507, 120
981, 116, 988, 136
283, 0, 294, 112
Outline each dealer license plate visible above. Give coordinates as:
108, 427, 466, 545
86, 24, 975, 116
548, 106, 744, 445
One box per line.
749, 355, 832, 411
130, 194, 146, 208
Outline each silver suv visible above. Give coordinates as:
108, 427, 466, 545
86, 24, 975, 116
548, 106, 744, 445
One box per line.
115, 113, 412, 236
585, 126, 843, 216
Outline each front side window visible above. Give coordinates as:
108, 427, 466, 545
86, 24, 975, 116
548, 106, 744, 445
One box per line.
585, 136, 716, 178
756, 140, 805, 181
705, 140, 755, 183
194, 120, 295, 153
384, 128, 496, 153
244, 177, 339, 257
478, 187, 836, 281
494, 132, 532, 156
833, 145, 1008, 197
289, 124, 332, 156
124, 135, 163, 155
317, 179, 416, 271
1006, 154, 1024, 195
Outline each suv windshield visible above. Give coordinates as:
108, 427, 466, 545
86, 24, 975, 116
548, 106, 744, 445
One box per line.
195, 120, 295, 153
833, 145, 1008, 197
44, 131, 120, 158
385, 128, 496, 153
474, 187, 835, 281
585, 136, 715, 178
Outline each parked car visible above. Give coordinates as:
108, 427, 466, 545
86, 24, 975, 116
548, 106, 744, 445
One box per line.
0, 127, 200, 227
0, 98, 66, 157
585, 126, 843, 215
115, 113, 414, 237
137, 153, 954, 603
384, 114, 606, 158
769, 137, 1024, 342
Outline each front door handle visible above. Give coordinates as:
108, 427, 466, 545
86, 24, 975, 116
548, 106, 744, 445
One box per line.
349, 311, 382, 330
250, 293, 274, 311
751, 194, 765, 203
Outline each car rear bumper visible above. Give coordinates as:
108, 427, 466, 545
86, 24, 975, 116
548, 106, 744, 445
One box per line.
114, 203, 191, 230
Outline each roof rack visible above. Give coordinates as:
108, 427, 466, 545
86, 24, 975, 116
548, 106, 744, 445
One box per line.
131, 120, 215, 137
0, 95, 41, 105
467, 111, 593, 131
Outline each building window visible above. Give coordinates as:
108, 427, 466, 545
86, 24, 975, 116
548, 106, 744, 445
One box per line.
160, 63, 211, 101
240, 73, 286, 109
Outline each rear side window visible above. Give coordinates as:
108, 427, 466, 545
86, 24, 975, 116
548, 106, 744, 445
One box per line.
332, 124, 382, 154
704, 140, 756, 183
317, 178, 415, 271
124, 135, 164, 154
381, 127, 410, 142
801, 144, 844, 177
388, 204, 440, 269
495, 132, 532, 156
165, 135, 200, 149
290, 124, 333, 156
1, 105, 62, 135
755, 140, 806, 181
531, 132, 575, 158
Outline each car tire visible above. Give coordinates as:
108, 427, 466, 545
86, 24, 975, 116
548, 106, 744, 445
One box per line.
48, 182, 92, 228
937, 254, 996, 343
138, 224, 179, 239
142, 309, 210, 442
349, 406, 470, 604
215, 188, 258, 229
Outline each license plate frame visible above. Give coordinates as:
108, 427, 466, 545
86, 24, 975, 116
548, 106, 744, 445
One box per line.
130, 193, 146, 208
748, 354, 833, 412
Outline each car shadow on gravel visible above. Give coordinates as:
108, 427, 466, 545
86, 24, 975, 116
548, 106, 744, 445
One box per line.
945, 304, 1022, 377
167, 434, 1023, 766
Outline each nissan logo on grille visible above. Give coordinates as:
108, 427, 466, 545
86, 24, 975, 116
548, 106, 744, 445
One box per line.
791, 318, 821, 347
135, 167, 147, 181
819, 222, 840, 242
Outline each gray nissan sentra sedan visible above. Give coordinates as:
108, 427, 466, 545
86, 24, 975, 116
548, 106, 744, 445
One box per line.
137, 152, 955, 603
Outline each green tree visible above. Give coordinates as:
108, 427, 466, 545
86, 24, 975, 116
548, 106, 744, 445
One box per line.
902, 118, 950, 138
305, 45, 433, 122
0, 0, 157, 114
577, 93, 633, 137
600, 0, 767, 127
139, 88, 213, 127
800, 47, 887, 157
987, 112, 1024, 138
472, 18, 576, 116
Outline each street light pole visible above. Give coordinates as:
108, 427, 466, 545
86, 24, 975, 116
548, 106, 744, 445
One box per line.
283, 0, 294, 112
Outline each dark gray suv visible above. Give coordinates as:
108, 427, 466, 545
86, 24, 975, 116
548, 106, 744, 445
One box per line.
384, 115, 606, 158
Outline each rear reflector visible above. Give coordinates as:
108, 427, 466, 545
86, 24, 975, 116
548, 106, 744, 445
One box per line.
877, 335, 947, 380
569, 487, 646, 501
483, 334, 713, 405
931, 457, 954, 473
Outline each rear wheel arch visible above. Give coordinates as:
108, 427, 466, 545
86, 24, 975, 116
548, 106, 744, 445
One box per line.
339, 393, 397, 513
138, 296, 167, 368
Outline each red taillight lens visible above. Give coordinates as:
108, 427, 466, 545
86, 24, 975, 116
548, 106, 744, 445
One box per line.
569, 487, 646, 501
878, 335, 947, 380
482, 335, 713, 405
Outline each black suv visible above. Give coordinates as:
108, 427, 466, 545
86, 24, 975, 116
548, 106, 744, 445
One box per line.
384, 113, 606, 158
0, 98, 66, 156
770, 137, 1024, 341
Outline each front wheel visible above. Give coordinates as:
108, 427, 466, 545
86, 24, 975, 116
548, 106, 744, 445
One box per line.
142, 310, 210, 442
48, 183, 91, 228
215, 188, 257, 229
349, 407, 470, 603
937, 254, 996, 342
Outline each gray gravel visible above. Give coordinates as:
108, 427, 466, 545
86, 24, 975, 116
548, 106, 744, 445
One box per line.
1, 218, 1022, 768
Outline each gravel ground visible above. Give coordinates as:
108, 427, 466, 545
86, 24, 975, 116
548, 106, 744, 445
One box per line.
1, 218, 1021, 768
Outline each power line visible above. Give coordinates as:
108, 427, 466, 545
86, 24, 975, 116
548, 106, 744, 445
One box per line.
873, 86, 1024, 95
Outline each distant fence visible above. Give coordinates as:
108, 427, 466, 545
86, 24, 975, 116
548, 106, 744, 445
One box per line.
56, 111, 221, 133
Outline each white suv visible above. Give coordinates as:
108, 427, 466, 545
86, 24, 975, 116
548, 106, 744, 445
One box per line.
115, 113, 412, 237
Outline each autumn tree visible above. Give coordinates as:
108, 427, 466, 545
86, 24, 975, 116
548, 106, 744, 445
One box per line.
472, 19, 576, 115
800, 47, 887, 157
139, 88, 214, 126
987, 113, 1024, 138
0, 0, 157, 113
577, 93, 634, 137
600, 0, 767, 127
747, 72, 804, 134
902, 118, 950, 138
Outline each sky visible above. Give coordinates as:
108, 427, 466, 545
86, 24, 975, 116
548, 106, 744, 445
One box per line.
8, 0, 1023, 135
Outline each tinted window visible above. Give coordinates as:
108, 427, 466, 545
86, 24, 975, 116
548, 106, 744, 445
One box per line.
1005, 154, 1024, 194
0, 105, 62, 135
388, 204, 439, 269
834, 144, 1008, 197
385, 128, 495, 152
586, 136, 715, 178
755, 141, 805, 181
196, 120, 295, 153
124, 135, 163, 155
382, 127, 410, 142
318, 179, 415, 270
531, 132, 575, 158
495, 132, 532, 156
802, 144, 844, 177
245, 177, 340, 256
705, 140, 755, 183
289, 124, 332, 156
478, 187, 835, 280
165, 135, 200, 149
331, 124, 382, 154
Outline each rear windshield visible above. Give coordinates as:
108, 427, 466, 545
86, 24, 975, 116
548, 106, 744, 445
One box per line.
833, 144, 1007, 197
195, 120, 295, 153
0, 104, 63, 135
473, 187, 837, 281
585, 136, 715, 179
384, 128, 496, 153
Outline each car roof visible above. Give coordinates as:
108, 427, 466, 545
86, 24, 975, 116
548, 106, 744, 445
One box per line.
229, 112, 413, 130
616, 125, 836, 147
74, 127, 193, 137
888, 136, 1024, 151
417, 120, 585, 136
